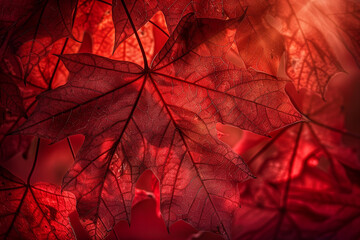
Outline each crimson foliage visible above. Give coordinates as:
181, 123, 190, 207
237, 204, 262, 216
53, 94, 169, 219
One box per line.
0, 0, 359, 239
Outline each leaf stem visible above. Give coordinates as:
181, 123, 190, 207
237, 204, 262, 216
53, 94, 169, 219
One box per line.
23, 0, 48, 85
48, 38, 69, 90
49, 0, 80, 90
149, 20, 169, 37
119, 0, 148, 69
27, 138, 41, 185
67, 137, 76, 160
97, 0, 112, 5
273, 123, 304, 240
4, 187, 28, 238
307, 115, 360, 139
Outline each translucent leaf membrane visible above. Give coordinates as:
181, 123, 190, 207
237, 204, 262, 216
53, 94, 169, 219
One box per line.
1, 135, 84, 186
6, 0, 77, 81
112, 0, 158, 51
5, 0, 359, 239
76, 0, 155, 66
132, 170, 160, 214
0, 0, 122, 164
151, 11, 170, 60
109, 0, 359, 95
0, 1, 79, 161
0, 167, 76, 239
112, 0, 246, 50
278, 0, 342, 95
157, 0, 244, 33
0, 0, 93, 163
0, 0, 156, 163
152, 14, 301, 134
0, 71, 25, 118
313, 0, 360, 69
235, 12, 285, 76
237, 0, 357, 96
0, 115, 33, 162
0, 70, 29, 162
230, 81, 360, 239
0, 35, 82, 163
106, 187, 224, 240
0, 0, 35, 29
17, 14, 300, 239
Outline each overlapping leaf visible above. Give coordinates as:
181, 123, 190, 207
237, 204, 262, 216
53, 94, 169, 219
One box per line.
112, 0, 352, 96
235, 0, 348, 96
76, 0, 154, 65
0, 0, 358, 239
0, 71, 25, 118
0, 34, 83, 162
156, 0, 244, 33
234, 170, 360, 239
17, 12, 301, 239
0, 0, 35, 58
112, 0, 245, 51
112, 0, 158, 51
235, 4, 285, 75
276, 0, 343, 95
231, 83, 360, 239
3, 0, 77, 82
0, 70, 30, 161
0, 166, 76, 239
0, 2, 109, 162
313, 0, 360, 67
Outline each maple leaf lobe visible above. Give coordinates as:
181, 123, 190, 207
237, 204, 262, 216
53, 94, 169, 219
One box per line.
16, 10, 301, 240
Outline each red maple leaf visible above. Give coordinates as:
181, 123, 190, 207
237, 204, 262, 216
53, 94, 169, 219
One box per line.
75, 0, 155, 65
111, 0, 349, 95
234, 0, 347, 96
0, 141, 76, 239
0, 23, 86, 163
230, 81, 360, 239
0, 0, 78, 83
111, 0, 246, 51
16, 7, 301, 239
0, 69, 33, 162
0, 0, 359, 239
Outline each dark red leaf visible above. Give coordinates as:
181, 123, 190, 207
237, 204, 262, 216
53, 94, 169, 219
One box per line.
0, 71, 25, 117
0, 67, 33, 162
17, 13, 301, 239
238, 0, 346, 96
0, 30, 86, 163
157, 0, 244, 33
0, 115, 33, 162
314, 0, 360, 68
75, 0, 155, 65
112, 0, 158, 51
1, 0, 358, 239
151, 14, 301, 134
231, 80, 360, 239
0, 167, 76, 239
235, 8, 285, 75
6, 0, 77, 81
111, 0, 245, 50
